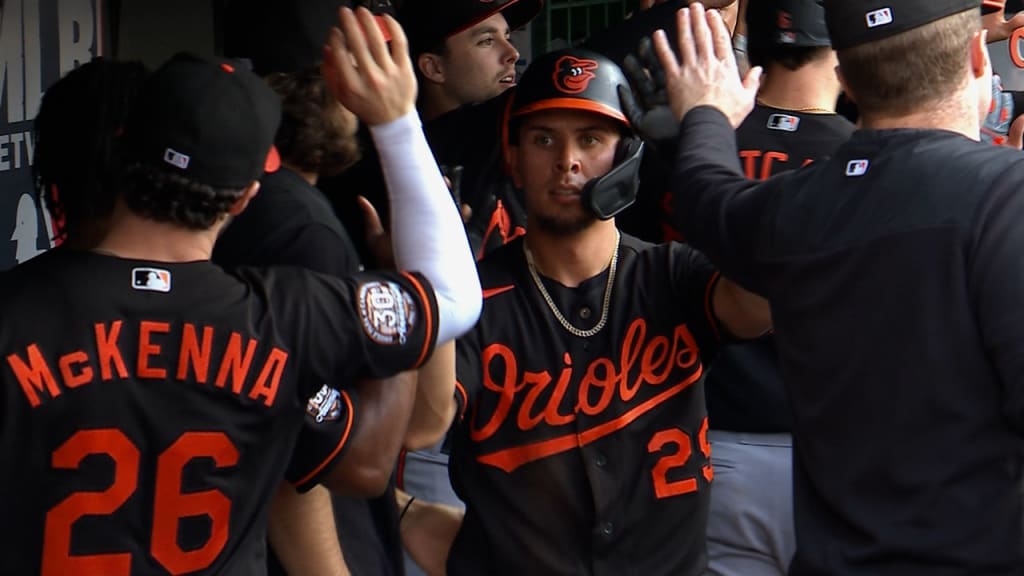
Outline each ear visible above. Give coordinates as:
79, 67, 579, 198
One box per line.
228, 181, 260, 216
835, 64, 856, 104
417, 52, 446, 84
970, 29, 991, 80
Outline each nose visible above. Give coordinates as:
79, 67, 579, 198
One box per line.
501, 37, 520, 65
555, 142, 582, 174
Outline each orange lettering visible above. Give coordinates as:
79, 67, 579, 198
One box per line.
1012, 27, 1024, 69
58, 351, 93, 389
739, 150, 761, 179
470, 344, 524, 442
177, 324, 214, 383
761, 151, 788, 180
214, 333, 258, 394
578, 358, 617, 416
138, 321, 170, 379
95, 322, 128, 381
248, 348, 288, 407
8, 344, 60, 407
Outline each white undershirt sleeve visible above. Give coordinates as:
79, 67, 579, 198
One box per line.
369, 111, 482, 344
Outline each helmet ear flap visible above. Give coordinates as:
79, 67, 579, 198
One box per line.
581, 137, 644, 220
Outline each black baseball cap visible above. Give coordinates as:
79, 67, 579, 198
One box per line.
124, 52, 281, 190
748, 0, 830, 49
399, 0, 544, 57
823, 0, 979, 51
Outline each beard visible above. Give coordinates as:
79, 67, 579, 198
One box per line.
531, 208, 597, 236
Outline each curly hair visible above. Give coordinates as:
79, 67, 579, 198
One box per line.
121, 162, 247, 230
265, 66, 361, 177
32, 58, 148, 245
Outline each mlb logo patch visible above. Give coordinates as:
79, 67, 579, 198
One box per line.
865, 7, 893, 28
767, 114, 800, 132
845, 159, 870, 177
163, 147, 190, 170
132, 267, 171, 293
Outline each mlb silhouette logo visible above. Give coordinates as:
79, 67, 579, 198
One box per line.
767, 114, 800, 132
163, 147, 190, 170
132, 267, 172, 293
865, 7, 893, 28
845, 159, 870, 177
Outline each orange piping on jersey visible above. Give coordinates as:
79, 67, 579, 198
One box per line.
704, 271, 723, 342
401, 272, 435, 368
455, 380, 469, 421
396, 448, 408, 490
482, 285, 515, 299
294, 390, 356, 488
478, 200, 526, 261
476, 367, 704, 473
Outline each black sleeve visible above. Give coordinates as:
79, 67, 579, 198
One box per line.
285, 385, 359, 491
667, 243, 725, 359
967, 162, 1024, 433
670, 106, 784, 295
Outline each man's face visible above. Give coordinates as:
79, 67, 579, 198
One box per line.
508, 109, 622, 236
439, 12, 521, 105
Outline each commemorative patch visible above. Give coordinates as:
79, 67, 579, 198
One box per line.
307, 384, 344, 423
357, 281, 418, 345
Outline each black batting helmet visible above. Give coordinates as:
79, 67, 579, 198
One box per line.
747, 0, 830, 49
507, 48, 631, 139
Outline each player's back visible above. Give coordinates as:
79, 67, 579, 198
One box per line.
756, 129, 1024, 575
0, 248, 320, 575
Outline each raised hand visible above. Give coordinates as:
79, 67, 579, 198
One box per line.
321, 7, 417, 126
652, 2, 761, 127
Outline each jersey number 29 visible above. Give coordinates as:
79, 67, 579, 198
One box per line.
42, 428, 238, 575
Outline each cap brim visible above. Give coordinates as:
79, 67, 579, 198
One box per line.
512, 97, 628, 126
374, 15, 393, 43
265, 145, 281, 173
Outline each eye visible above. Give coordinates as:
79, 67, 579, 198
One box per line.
478, 37, 495, 47
580, 134, 602, 146
531, 133, 554, 146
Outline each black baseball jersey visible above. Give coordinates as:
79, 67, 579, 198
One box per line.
0, 248, 438, 575
447, 234, 723, 576
673, 106, 1024, 575
706, 106, 853, 433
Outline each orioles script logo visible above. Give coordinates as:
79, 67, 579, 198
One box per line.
553, 55, 599, 94
470, 318, 703, 473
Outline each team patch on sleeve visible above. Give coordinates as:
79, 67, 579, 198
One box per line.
307, 384, 344, 423
357, 281, 419, 346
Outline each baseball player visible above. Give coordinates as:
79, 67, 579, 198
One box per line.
414, 47, 770, 576
659, 2, 1024, 573
0, 8, 481, 575
701, 2, 853, 574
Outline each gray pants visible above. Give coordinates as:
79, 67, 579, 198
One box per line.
399, 440, 464, 576
705, 430, 795, 576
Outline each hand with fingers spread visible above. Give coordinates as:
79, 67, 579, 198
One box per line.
321, 7, 417, 126
652, 2, 761, 127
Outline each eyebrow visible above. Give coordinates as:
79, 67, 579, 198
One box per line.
471, 25, 509, 37
523, 124, 616, 133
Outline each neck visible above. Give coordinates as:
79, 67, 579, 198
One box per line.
93, 200, 224, 262
418, 85, 460, 122
524, 220, 619, 288
757, 61, 840, 113
859, 96, 980, 139
283, 162, 318, 186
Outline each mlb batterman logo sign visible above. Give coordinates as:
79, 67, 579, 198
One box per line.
132, 267, 172, 292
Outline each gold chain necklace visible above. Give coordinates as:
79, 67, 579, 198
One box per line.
523, 231, 620, 338
756, 98, 833, 114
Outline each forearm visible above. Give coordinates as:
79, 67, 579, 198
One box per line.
672, 106, 770, 288
371, 112, 482, 343
397, 488, 463, 576
405, 341, 458, 450
269, 484, 351, 576
322, 373, 417, 496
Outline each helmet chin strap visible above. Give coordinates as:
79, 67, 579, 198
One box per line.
581, 137, 645, 220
